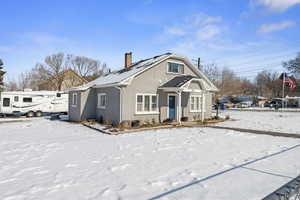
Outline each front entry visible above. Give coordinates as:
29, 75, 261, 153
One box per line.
168, 95, 176, 120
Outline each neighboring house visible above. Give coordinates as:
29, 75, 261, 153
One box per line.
68, 53, 218, 124
38, 69, 88, 91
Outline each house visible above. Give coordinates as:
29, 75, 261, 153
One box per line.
38, 69, 88, 91
68, 53, 218, 125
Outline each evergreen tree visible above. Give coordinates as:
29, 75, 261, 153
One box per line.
0, 59, 5, 91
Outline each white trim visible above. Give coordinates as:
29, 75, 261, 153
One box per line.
166, 62, 184, 74
190, 94, 205, 112
97, 93, 107, 109
135, 93, 159, 115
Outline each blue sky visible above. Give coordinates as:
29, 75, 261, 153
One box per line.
1, 0, 300, 81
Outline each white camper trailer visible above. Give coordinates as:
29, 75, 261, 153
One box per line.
0, 90, 68, 117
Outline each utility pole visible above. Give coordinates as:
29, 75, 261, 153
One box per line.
282, 72, 285, 111
0, 59, 5, 92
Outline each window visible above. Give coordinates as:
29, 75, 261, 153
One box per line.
137, 95, 143, 112
136, 94, 158, 114
23, 98, 32, 103
14, 96, 19, 102
56, 93, 61, 98
168, 62, 183, 73
3, 98, 10, 107
72, 93, 78, 106
97, 93, 107, 109
190, 95, 204, 112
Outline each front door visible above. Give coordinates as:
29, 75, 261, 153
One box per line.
168, 95, 176, 120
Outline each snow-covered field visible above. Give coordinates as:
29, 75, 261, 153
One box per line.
1, 114, 300, 200
220, 110, 300, 134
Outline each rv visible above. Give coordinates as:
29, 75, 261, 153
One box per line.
0, 90, 68, 117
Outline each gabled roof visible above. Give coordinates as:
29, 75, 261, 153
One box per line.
68, 53, 218, 92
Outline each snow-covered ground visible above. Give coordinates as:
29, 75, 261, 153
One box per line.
0, 115, 300, 200
219, 110, 300, 134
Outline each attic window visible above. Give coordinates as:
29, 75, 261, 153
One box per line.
168, 63, 183, 74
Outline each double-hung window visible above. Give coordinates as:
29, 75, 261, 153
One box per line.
190, 95, 203, 112
136, 94, 158, 114
97, 93, 107, 109
168, 62, 183, 74
72, 93, 78, 106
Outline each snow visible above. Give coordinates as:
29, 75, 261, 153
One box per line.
71, 54, 171, 91
0, 114, 300, 199
219, 110, 300, 135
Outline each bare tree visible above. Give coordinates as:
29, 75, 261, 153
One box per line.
202, 63, 220, 85
283, 52, 300, 78
36, 53, 68, 91
70, 55, 108, 81
255, 70, 282, 98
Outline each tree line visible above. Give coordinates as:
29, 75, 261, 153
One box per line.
201, 52, 300, 98
5, 53, 109, 91
1, 52, 300, 98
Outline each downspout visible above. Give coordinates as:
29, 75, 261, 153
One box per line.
114, 86, 122, 123
201, 91, 205, 122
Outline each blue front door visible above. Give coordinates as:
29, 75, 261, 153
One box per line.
168, 95, 176, 120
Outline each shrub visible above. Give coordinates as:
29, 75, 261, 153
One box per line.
181, 117, 188, 122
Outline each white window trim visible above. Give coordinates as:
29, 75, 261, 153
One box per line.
166, 62, 184, 74
97, 93, 107, 109
72, 93, 78, 107
190, 95, 205, 112
135, 93, 159, 115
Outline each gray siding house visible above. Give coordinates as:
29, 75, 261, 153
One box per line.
68, 53, 218, 124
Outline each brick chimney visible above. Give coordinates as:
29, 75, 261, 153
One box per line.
125, 52, 132, 68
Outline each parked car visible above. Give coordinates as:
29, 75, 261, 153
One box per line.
236, 102, 251, 108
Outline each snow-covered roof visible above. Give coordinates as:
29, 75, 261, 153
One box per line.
68, 53, 218, 92
69, 53, 172, 91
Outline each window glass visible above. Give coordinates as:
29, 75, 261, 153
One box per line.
14, 96, 19, 102
137, 95, 143, 112
73, 93, 77, 105
191, 97, 195, 110
3, 98, 10, 107
151, 96, 157, 111
100, 95, 106, 107
144, 96, 150, 111
23, 98, 32, 103
136, 94, 158, 113
168, 63, 183, 73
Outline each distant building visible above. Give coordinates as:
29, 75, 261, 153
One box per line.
38, 69, 88, 91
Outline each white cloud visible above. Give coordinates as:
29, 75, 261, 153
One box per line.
254, 0, 300, 12
185, 13, 223, 26
258, 21, 295, 33
196, 25, 221, 40
164, 27, 186, 36
162, 13, 223, 41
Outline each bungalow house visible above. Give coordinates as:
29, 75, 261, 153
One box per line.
68, 53, 218, 125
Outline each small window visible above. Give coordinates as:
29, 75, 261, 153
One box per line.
137, 95, 143, 112
14, 96, 19, 102
97, 93, 107, 109
56, 93, 61, 98
23, 98, 32, 103
72, 93, 78, 106
168, 63, 183, 73
3, 98, 10, 107
136, 94, 158, 114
